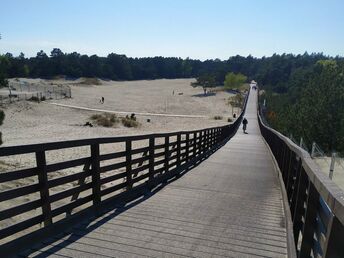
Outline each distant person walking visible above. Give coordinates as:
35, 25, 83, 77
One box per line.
100, 96, 104, 104
242, 117, 248, 134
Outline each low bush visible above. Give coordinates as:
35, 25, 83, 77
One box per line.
227, 118, 233, 122
213, 115, 223, 120
29, 96, 39, 102
121, 115, 139, 128
90, 113, 119, 127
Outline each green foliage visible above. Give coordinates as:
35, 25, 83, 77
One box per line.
191, 74, 216, 94
228, 94, 244, 108
265, 60, 344, 153
224, 72, 247, 90
0, 55, 9, 87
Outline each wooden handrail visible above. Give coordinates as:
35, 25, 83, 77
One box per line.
258, 109, 344, 257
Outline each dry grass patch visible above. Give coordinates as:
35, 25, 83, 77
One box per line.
213, 115, 223, 120
121, 115, 140, 128
90, 113, 119, 127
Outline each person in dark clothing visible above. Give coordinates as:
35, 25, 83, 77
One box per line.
242, 117, 248, 133
101, 96, 104, 103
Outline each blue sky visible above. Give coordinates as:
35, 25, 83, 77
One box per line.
1, 0, 344, 60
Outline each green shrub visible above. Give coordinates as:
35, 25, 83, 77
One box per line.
227, 118, 233, 122
213, 115, 223, 120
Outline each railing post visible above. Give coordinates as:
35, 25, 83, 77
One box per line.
126, 140, 132, 190
193, 132, 197, 159
36, 151, 52, 226
290, 157, 302, 215
149, 136, 155, 181
299, 181, 319, 257
164, 136, 169, 173
329, 152, 336, 180
293, 168, 308, 246
176, 133, 181, 167
323, 215, 344, 258
91, 143, 101, 206
185, 133, 190, 162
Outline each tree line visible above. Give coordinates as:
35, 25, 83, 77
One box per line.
0, 49, 332, 87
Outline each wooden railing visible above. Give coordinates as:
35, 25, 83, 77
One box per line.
0, 91, 248, 256
258, 111, 344, 258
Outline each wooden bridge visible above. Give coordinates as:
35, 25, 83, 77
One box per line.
1, 87, 344, 257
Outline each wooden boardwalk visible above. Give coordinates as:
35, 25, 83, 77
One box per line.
21, 89, 289, 257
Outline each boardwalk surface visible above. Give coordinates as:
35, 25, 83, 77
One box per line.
22, 88, 288, 257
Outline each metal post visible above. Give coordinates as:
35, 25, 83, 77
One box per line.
311, 142, 316, 158
329, 152, 336, 180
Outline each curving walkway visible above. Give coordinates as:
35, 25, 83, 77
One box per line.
23, 87, 289, 257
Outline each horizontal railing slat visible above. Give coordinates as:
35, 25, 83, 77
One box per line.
131, 146, 149, 155
99, 161, 127, 173
0, 199, 42, 221
132, 164, 150, 176
0, 184, 40, 202
46, 157, 90, 173
99, 151, 126, 161
0, 168, 37, 183
0, 215, 44, 240
51, 195, 93, 217
100, 171, 127, 185
132, 172, 150, 184
49, 182, 93, 203
47, 171, 91, 188
100, 182, 127, 197
131, 155, 149, 166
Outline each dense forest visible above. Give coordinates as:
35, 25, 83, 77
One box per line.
0, 49, 343, 153
0, 49, 331, 86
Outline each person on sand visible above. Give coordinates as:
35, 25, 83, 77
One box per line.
242, 117, 248, 134
101, 96, 104, 104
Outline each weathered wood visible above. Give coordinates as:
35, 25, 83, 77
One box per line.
48, 170, 91, 188
50, 182, 93, 203
176, 133, 181, 167
126, 140, 132, 190
36, 151, 52, 226
149, 136, 155, 181
299, 182, 319, 257
0, 183, 40, 202
164, 136, 169, 173
91, 144, 101, 206
46, 157, 90, 173
323, 216, 344, 258
0, 167, 37, 183
0, 199, 42, 220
